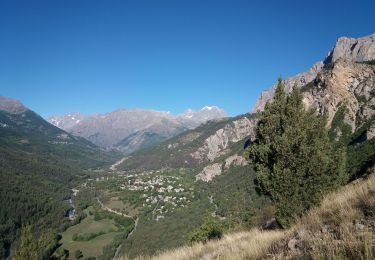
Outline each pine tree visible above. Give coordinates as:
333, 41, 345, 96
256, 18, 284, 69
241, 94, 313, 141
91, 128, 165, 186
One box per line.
245, 78, 347, 227
13, 225, 38, 260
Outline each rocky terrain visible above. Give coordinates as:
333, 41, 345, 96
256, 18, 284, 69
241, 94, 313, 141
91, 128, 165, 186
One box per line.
303, 60, 375, 135
253, 33, 375, 113
49, 106, 227, 154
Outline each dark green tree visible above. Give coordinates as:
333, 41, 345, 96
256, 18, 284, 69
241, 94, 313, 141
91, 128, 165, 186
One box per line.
245, 78, 347, 227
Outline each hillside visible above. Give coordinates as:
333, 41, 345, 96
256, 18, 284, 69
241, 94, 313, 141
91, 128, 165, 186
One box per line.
0, 96, 121, 258
122, 168, 375, 260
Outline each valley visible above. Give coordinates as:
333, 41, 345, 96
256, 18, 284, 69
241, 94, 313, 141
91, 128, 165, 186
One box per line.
1, 5, 375, 258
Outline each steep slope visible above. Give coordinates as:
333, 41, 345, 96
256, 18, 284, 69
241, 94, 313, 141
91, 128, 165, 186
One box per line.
0, 96, 121, 258
48, 106, 227, 154
0, 98, 121, 169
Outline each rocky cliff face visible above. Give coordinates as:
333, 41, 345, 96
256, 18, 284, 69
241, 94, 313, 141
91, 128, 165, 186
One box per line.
325, 34, 375, 64
252, 62, 323, 113
191, 116, 256, 162
252, 33, 375, 113
303, 60, 375, 134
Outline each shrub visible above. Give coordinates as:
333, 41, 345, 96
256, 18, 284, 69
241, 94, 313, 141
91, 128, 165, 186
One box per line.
188, 217, 223, 245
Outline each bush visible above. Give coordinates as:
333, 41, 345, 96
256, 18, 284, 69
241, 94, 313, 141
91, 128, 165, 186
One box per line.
188, 217, 223, 245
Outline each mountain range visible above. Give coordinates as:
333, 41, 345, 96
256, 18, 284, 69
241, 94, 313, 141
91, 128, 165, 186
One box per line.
48, 106, 227, 154
1, 32, 375, 259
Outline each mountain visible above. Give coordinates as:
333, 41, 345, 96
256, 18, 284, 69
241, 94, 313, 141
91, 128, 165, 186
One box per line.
0, 96, 121, 258
48, 106, 227, 154
252, 33, 375, 113
0, 96, 121, 169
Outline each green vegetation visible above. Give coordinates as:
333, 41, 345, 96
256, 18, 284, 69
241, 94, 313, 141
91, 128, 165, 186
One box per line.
188, 217, 223, 244
117, 114, 253, 171
60, 206, 134, 260
328, 105, 352, 144
246, 78, 348, 227
0, 109, 120, 258
358, 59, 375, 65
327, 105, 375, 179
13, 225, 60, 260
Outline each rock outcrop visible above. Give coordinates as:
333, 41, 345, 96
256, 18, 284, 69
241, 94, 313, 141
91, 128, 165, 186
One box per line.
252, 33, 375, 113
325, 33, 375, 64
252, 62, 324, 112
224, 154, 248, 169
303, 60, 375, 131
191, 116, 256, 162
367, 123, 375, 140
195, 163, 222, 182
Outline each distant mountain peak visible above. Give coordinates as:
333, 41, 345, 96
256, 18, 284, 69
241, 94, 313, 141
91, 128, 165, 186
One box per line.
48, 105, 227, 154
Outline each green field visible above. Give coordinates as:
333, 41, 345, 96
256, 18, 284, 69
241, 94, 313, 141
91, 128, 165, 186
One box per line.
60, 207, 121, 259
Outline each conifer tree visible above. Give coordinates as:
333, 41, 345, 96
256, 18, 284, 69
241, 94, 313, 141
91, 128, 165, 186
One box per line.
246, 78, 347, 227
13, 225, 38, 260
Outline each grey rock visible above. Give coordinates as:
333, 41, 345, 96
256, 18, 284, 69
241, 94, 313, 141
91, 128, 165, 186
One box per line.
262, 218, 279, 230
191, 116, 256, 162
195, 163, 222, 182
252, 62, 323, 112
326, 33, 375, 63
252, 33, 375, 113
224, 154, 248, 169
367, 122, 375, 140
287, 238, 299, 251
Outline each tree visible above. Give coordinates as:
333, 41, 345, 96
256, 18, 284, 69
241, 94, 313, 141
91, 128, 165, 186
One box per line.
13, 225, 38, 260
245, 78, 347, 227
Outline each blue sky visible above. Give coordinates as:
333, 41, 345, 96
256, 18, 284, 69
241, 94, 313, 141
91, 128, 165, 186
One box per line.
0, 0, 374, 118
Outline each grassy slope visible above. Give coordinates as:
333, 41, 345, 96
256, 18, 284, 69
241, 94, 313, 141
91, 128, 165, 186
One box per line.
61, 207, 120, 259
118, 169, 375, 260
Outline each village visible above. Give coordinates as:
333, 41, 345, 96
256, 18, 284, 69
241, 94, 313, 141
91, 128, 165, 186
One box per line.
92, 170, 195, 220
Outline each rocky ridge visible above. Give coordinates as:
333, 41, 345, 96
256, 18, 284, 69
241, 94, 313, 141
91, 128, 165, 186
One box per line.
303, 60, 375, 135
252, 33, 375, 113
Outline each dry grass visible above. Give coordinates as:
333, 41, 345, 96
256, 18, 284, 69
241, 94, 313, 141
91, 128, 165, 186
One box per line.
118, 230, 286, 260
117, 171, 375, 260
